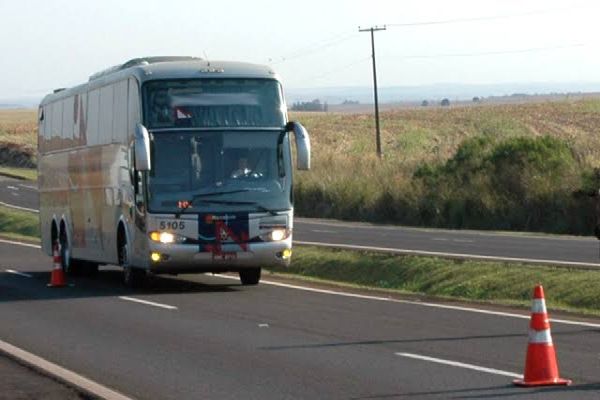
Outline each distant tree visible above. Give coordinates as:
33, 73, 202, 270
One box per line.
441, 98, 450, 107
342, 99, 360, 105
472, 96, 480, 103
421, 100, 429, 107
290, 99, 327, 112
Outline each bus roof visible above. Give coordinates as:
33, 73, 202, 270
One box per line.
40, 57, 281, 105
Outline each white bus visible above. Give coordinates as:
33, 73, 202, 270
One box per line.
38, 56, 310, 287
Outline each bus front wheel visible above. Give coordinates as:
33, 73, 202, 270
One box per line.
119, 238, 144, 288
239, 268, 261, 285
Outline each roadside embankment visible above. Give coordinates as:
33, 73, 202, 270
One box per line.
273, 246, 600, 316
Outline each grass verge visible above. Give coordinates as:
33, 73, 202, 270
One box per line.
272, 246, 600, 316
0, 167, 37, 181
0, 205, 39, 242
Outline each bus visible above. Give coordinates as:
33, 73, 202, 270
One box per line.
38, 56, 310, 287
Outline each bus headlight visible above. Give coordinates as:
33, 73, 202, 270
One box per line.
260, 228, 290, 242
270, 229, 287, 241
149, 231, 185, 244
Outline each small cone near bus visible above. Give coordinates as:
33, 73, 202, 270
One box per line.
47, 243, 67, 288
513, 284, 571, 387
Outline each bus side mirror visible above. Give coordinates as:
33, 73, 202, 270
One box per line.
134, 123, 151, 171
286, 121, 311, 170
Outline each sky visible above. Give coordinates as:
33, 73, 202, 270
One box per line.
1, 0, 599, 102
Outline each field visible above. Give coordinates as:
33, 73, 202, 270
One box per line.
291, 99, 600, 234
2, 99, 600, 234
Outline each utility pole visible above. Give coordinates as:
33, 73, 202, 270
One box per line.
359, 25, 386, 158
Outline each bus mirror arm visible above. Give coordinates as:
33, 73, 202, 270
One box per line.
286, 121, 311, 170
134, 123, 151, 171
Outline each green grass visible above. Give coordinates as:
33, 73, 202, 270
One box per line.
275, 246, 600, 316
0, 205, 40, 241
0, 166, 37, 181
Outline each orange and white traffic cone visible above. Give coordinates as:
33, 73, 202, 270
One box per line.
513, 284, 571, 386
47, 243, 67, 288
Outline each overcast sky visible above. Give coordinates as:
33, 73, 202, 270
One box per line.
1, 0, 599, 101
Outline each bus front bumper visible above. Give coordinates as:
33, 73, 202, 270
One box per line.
146, 238, 292, 274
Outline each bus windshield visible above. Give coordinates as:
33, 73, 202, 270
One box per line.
147, 130, 292, 213
143, 79, 285, 129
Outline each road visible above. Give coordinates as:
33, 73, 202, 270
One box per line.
3, 240, 600, 399
1, 175, 599, 267
2, 174, 600, 399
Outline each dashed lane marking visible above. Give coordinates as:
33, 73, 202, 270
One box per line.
119, 296, 178, 310
396, 352, 522, 379
5, 269, 33, 278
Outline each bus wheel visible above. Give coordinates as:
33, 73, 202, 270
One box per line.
119, 239, 144, 288
59, 229, 77, 275
239, 268, 261, 285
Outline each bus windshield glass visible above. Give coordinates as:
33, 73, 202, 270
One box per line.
143, 79, 285, 129
147, 130, 292, 213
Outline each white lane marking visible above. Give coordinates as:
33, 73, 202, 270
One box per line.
215, 274, 600, 328
0, 201, 39, 213
7, 185, 19, 190
294, 240, 600, 269
311, 229, 337, 234
5, 269, 33, 278
295, 218, 597, 242
2, 239, 599, 329
0, 338, 134, 400
119, 296, 178, 310
258, 323, 270, 328
395, 352, 522, 379
0, 238, 41, 248
432, 238, 448, 241
18, 184, 38, 191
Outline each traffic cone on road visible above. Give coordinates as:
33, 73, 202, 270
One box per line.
47, 244, 67, 288
513, 284, 571, 386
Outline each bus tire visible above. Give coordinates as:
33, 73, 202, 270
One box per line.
239, 268, 261, 285
119, 237, 144, 288
59, 227, 80, 275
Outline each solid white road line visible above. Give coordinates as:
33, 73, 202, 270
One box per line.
0, 339, 134, 400
0, 201, 39, 213
5, 269, 33, 278
396, 352, 523, 379
216, 274, 600, 328
119, 296, 178, 310
294, 240, 600, 268
2, 238, 600, 328
0, 238, 41, 248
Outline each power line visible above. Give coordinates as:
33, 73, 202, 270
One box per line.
387, 7, 585, 28
393, 43, 586, 59
304, 56, 371, 81
270, 32, 359, 65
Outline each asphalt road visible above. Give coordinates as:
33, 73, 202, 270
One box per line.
3, 240, 600, 399
2, 175, 599, 267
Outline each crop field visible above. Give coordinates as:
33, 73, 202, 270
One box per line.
2, 99, 600, 234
